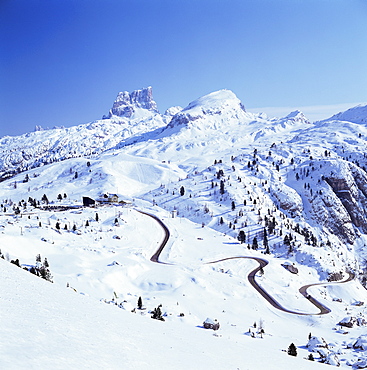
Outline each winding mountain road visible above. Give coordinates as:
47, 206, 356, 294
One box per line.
140, 209, 355, 316
136, 210, 171, 264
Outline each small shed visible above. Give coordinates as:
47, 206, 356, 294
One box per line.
83, 197, 96, 207
108, 194, 119, 203
203, 318, 220, 331
98, 193, 119, 204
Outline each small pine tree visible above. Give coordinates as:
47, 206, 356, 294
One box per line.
57, 194, 62, 201
252, 237, 258, 250
287, 343, 297, 357
95, 213, 99, 222
237, 230, 246, 244
231, 201, 235, 211
220, 180, 225, 195
180, 186, 185, 196
39, 265, 53, 282
85, 220, 89, 227
307, 353, 314, 361
137, 296, 143, 310
55, 222, 60, 230
283, 234, 290, 246
41, 194, 49, 205
263, 228, 269, 254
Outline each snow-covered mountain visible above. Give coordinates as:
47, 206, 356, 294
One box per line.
1, 87, 367, 368
325, 104, 367, 125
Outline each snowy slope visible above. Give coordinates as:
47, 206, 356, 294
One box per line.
325, 104, 367, 125
2, 88, 367, 368
2, 258, 329, 369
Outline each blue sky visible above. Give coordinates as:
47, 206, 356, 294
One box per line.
1, 0, 366, 137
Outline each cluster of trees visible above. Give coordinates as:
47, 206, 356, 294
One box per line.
151, 304, 165, 321
0, 251, 53, 283
0, 194, 69, 212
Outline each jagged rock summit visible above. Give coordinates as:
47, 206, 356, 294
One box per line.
104, 86, 158, 119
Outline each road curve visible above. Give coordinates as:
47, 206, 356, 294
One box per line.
140, 210, 355, 316
136, 210, 172, 264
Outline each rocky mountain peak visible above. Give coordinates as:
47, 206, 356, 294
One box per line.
104, 86, 158, 119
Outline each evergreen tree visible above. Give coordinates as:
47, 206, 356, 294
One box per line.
55, 222, 60, 230
57, 194, 62, 201
283, 234, 290, 246
220, 180, 225, 195
137, 296, 143, 310
180, 186, 185, 196
287, 343, 297, 357
263, 228, 269, 254
307, 353, 314, 361
231, 201, 235, 211
237, 230, 246, 244
41, 194, 49, 205
85, 220, 89, 227
252, 237, 258, 250
95, 213, 99, 222
39, 265, 53, 282
220, 217, 224, 225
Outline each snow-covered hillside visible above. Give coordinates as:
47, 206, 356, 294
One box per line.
1, 87, 367, 368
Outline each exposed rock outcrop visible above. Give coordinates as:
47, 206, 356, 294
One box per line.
324, 162, 367, 235
304, 159, 367, 244
105, 87, 158, 118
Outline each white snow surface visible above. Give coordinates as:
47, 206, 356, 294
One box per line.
325, 104, 367, 125
1, 88, 367, 368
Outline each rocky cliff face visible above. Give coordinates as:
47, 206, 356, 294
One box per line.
305, 160, 367, 244
324, 162, 367, 234
105, 87, 158, 118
